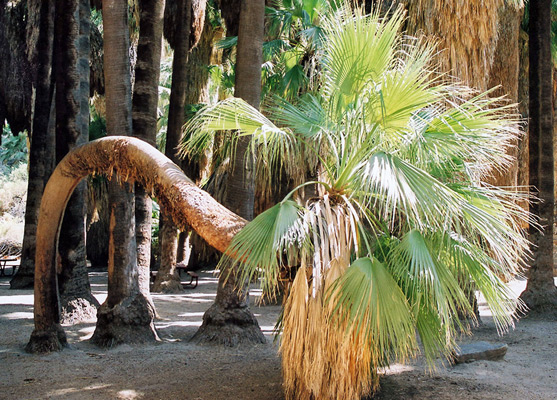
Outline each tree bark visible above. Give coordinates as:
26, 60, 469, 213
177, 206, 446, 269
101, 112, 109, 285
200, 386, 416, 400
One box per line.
193, 0, 266, 346
90, 0, 157, 348
132, 0, 165, 299
11, 0, 56, 291
519, 0, 557, 314
54, 0, 99, 324
485, 4, 523, 188
26, 136, 247, 352
155, 0, 207, 292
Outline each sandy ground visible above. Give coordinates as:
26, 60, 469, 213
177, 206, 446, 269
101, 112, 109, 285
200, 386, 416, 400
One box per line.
0, 266, 556, 400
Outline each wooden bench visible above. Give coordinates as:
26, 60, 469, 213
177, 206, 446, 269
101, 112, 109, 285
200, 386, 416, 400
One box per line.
150, 263, 199, 289
0, 257, 19, 277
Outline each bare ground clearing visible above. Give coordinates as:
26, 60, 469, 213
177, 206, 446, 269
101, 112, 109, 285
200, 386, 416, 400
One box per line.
0, 268, 556, 400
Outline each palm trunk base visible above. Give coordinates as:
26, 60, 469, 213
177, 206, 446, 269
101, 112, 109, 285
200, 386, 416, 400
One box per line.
152, 272, 183, 293
519, 286, 557, 317
90, 293, 159, 348
25, 324, 68, 353
193, 303, 266, 346
60, 295, 99, 325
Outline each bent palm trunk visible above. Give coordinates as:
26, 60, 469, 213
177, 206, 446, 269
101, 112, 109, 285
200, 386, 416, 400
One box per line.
27, 136, 246, 352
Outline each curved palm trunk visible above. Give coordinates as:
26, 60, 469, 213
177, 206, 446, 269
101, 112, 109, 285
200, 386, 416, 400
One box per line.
519, 0, 557, 313
89, 0, 157, 348
54, 0, 99, 324
11, 0, 56, 290
132, 0, 165, 300
193, 0, 266, 346
26, 136, 246, 352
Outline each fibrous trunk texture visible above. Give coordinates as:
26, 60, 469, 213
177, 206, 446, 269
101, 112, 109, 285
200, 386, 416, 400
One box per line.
90, 0, 157, 347
193, 0, 266, 346
132, 0, 164, 304
519, 0, 557, 314
54, 0, 99, 324
155, 0, 207, 292
12, 0, 56, 291
0, 0, 32, 137
27, 136, 246, 352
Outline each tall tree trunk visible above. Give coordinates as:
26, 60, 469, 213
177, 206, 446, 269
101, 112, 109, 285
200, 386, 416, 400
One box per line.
193, 0, 266, 346
90, 0, 158, 347
486, 4, 523, 188
26, 136, 246, 352
11, 0, 56, 290
154, 0, 207, 293
54, 0, 100, 324
176, 14, 219, 270
519, 0, 557, 314
133, 0, 165, 300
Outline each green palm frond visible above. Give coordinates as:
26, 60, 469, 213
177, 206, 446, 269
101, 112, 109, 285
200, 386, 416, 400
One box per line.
321, 5, 404, 109
220, 200, 309, 299
328, 257, 417, 366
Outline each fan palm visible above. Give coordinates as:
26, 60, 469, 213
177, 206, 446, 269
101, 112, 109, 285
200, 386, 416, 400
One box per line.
181, 3, 530, 399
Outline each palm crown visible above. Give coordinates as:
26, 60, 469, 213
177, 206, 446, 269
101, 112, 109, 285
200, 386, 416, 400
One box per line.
180, 4, 530, 399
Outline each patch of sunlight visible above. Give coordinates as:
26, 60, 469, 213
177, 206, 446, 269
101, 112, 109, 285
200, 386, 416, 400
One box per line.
156, 320, 202, 328
0, 294, 33, 305
259, 325, 277, 335
380, 364, 415, 375
118, 389, 144, 399
48, 383, 112, 397
1, 311, 33, 320
78, 326, 96, 340
177, 311, 205, 318
184, 293, 216, 298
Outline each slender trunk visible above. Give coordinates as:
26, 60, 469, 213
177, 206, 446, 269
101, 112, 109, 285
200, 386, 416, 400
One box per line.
90, 0, 158, 347
133, 0, 165, 299
176, 15, 219, 270
193, 0, 266, 346
26, 136, 246, 352
11, 0, 56, 291
154, 0, 199, 293
519, 0, 557, 313
54, 0, 99, 324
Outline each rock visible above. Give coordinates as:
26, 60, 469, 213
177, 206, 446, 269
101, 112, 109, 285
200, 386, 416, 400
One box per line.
453, 341, 508, 364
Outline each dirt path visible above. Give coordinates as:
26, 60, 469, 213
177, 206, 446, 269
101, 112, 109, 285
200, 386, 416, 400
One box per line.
1, 271, 556, 400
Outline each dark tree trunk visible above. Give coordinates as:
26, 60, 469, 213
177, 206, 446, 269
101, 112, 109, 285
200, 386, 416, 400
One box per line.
90, 0, 158, 347
0, 0, 32, 136
11, 0, 56, 291
132, 0, 165, 299
519, 0, 557, 314
193, 0, 266, 346
176, 15, 219, 271
54, 0, 99, 324
154, 0, 207, 292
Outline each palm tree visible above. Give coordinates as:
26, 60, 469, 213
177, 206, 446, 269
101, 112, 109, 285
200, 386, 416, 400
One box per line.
132, 0, 165, 298
54, 0, 99, 323
191, 0, 267, 346
153, 0, 207, 293
519, 0, 557, 313
181, 4, 529, 398
90, 0, 158, 347
11, 0, 56, 290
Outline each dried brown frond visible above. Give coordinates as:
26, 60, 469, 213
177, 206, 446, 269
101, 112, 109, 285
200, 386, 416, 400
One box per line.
404, 0, 503, 90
